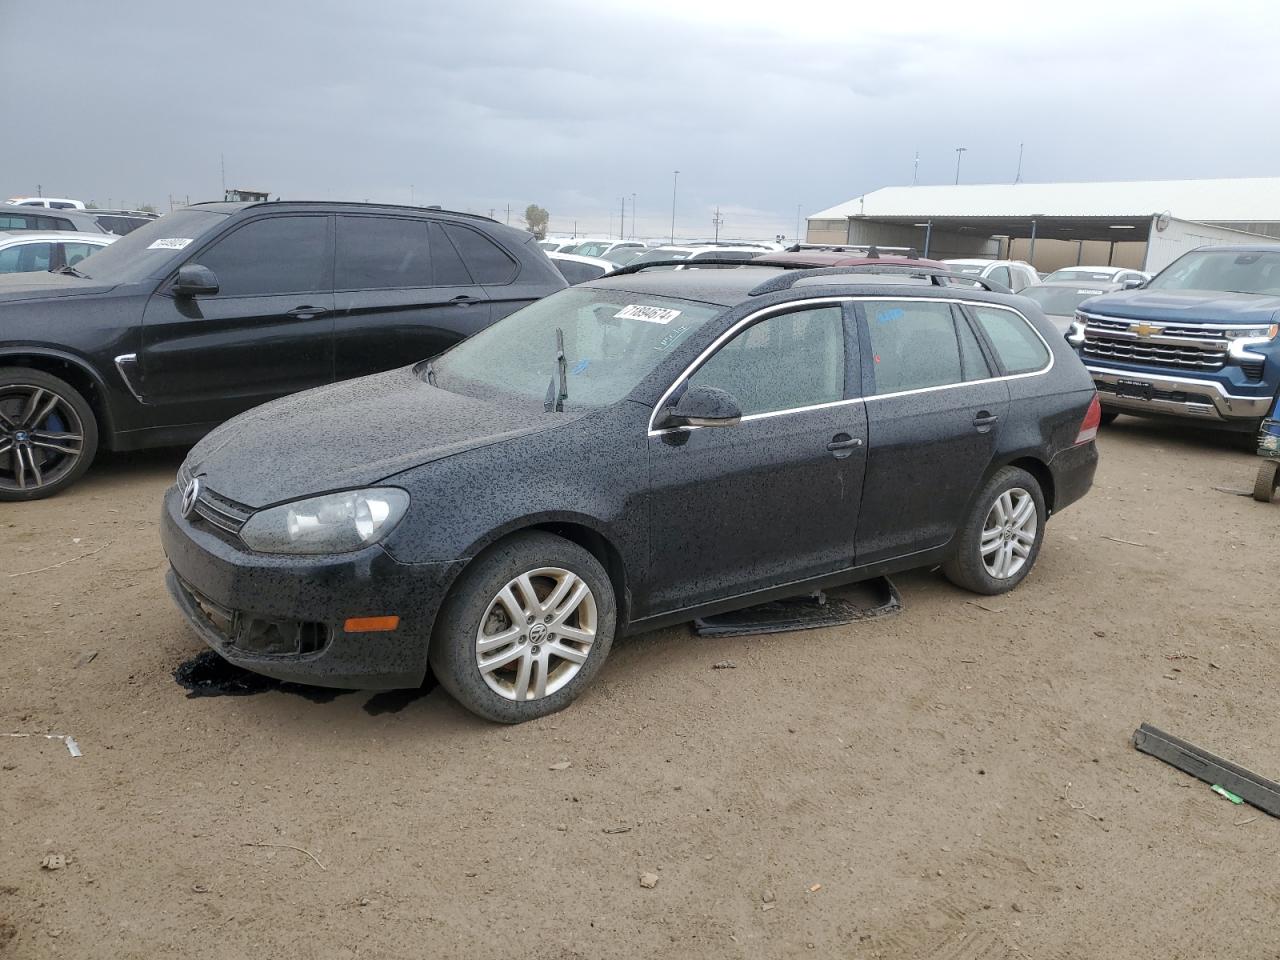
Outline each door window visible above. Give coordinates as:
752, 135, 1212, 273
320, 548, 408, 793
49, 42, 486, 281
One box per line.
0, 242, 54, 273
428, 223, 474, 285
864, 300, 969, 394
971, 306, 1050, 374
61, 242, 103, 267
194, 216, 329, 297
442, 224, 516, 284
336, 216, 432, 289
689, 306, 845, 416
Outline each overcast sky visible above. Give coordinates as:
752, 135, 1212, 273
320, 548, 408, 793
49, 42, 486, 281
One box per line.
4, 0, 1279, 239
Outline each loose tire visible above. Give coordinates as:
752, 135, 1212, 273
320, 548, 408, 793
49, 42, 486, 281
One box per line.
1254, 460, 1279, 503
0, 367, 98, 501
943, 466, 1046, 595
429, 532, 616, 723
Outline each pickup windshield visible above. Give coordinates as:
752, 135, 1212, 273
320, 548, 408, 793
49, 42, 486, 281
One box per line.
434, 286, 723, 408
1147, 249, 1280, 296
1021, 285, 1111, 315
74, 209, 229, 283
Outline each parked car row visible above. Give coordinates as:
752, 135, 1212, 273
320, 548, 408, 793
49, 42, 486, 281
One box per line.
0, 205, 157, 236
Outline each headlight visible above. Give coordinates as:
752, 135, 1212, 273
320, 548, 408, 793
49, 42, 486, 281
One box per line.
240, 488, 410, 555
1226, 323, 1279, 361
1222, 324, 1279, 340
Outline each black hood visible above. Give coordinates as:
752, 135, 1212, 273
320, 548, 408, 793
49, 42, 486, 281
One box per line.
0, 270, 118, 302
184, 366, 581, 508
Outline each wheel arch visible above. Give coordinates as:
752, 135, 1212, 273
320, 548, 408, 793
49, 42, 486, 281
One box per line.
0, 349, 116, 448
459, 514, 632, 627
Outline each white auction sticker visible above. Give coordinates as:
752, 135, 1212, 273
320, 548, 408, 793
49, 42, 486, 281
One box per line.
147, 238, 194, 250
614, 304, 681, 325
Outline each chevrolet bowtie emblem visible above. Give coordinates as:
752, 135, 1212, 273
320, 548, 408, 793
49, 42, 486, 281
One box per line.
1130, 322, 1161, 337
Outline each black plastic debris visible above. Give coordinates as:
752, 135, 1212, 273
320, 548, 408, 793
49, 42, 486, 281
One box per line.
173, 650, 351, 703
692, 576, 901, 638
1133, 722, 1280, 819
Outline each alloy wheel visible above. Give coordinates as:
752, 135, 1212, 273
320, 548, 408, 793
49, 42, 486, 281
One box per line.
0, 385, 86, 494
980, 487, 1038, 580
475, 567, 598, 702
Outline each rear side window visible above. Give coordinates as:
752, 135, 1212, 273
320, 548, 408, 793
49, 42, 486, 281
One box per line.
957, 314, 992, 380
972, 305, 1050, 374
988, 266, 1011, 287
865, 300, 965, 394
442, 224, 516, 284
94, 215, 147, 235
336, 216, 431, 289
62, 242, 104, 267
690, 306, 845, 416
428, 223, 473, 285
195, 216, 329, 297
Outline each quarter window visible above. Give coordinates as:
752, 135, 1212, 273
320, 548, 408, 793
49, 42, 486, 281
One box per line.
690, 306, 845, 416
988, 266, 1012, 288
972, 305, 1050, 374
194, 216, 329, 297
442, 224, 516, 284
865, 300, 966, 394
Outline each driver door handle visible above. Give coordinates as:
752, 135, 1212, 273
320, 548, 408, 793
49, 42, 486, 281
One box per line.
287, 305, 329, 319
450, 295, 481, 305
973, 411, 1000, 431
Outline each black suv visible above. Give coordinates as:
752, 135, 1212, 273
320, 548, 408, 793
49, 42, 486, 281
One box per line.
0, 201, 565, 499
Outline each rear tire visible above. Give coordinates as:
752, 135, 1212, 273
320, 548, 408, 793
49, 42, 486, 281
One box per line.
429, 532, 616, 723
0, 367, 98, 501
943, 466, 1046, 595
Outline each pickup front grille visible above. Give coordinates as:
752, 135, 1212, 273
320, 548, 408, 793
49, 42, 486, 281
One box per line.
1080, 314, 1228, 372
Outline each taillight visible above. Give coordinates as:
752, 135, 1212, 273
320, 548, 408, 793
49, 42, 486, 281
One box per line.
1075, 393, 1101, 444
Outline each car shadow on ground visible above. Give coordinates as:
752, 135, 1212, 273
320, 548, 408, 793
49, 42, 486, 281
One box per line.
1102, 415, 1256, 456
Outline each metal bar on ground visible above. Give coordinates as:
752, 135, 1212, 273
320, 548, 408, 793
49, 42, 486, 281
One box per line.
1133, 722, 1280, 818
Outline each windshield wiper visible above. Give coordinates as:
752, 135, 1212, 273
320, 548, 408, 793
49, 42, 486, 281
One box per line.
543, 327, 568, 413
53, 265, 87, 278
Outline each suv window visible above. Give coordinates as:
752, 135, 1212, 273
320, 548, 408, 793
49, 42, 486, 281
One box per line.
0, 241, 54, 273
988, 266, 1012, 287
971, 305, 1050, 374
94, 215, 148, 235
865, 300, 973, 394
690, 306, 844, 416
195, 216, 329, 297
442, 224, 516, 284
427, 222, 473, 285
61, 242, 103, 267
336, 215, 431, 289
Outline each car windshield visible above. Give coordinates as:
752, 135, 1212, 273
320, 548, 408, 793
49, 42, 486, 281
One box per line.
1021, 285, 1110, 315
74, 209, 229, 283
1147, 249, 1280, 295
434, 286, 723, 408
628, 249, 690, 269
1044, 268, 1117, 283
603, 248, 644, 265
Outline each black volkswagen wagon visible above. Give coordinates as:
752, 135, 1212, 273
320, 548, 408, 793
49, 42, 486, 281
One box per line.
162, 263, 1100, 722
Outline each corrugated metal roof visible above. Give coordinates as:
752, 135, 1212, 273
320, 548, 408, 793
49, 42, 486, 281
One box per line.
809, 177, 1280, 222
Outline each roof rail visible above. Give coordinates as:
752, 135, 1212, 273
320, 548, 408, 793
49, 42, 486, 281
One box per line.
785, 242, 920, 258
746, 264, 1012, 296
190, 199, 498, 222
604, 258, 765, 276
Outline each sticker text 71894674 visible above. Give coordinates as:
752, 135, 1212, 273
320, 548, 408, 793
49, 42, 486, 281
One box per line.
615, 304, 682, 325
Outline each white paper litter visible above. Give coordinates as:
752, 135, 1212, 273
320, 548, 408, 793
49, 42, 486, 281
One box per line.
5, 733, 83, 757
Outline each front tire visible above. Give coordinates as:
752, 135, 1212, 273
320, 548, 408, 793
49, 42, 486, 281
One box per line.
429, 532, 616, 723
0, 368, 99, 501
943, 467, 1046, 595
1254, 460, 1279, 503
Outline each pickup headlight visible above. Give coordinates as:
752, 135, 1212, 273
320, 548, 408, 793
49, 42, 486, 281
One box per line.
1226, 323, 1279, 361
240, 488, 410, 555
1222, 324, 1278, 341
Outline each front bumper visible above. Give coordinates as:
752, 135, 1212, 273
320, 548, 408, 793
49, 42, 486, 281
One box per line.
160, 484, 467, 689
1087, 365, 1273, 424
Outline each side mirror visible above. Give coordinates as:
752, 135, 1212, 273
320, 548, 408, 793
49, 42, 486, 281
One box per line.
1122, 277, 1145, 290
659, 384, 742, 429
171, 263, 219, 297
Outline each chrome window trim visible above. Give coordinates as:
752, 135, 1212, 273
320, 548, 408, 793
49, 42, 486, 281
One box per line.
646, 296, 1053, 436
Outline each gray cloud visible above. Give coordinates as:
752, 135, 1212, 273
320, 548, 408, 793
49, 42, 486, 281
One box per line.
3, 0, 1279, 239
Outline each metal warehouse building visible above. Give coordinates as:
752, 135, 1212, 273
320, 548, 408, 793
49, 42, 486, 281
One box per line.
806, 177, 1280, 273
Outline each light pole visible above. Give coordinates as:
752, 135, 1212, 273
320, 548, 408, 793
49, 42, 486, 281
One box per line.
631, 193, 637, 239
670, 170, 679, 245
795, 203, 803, 244
915, 221, 933, 258
954, 147, 967, 185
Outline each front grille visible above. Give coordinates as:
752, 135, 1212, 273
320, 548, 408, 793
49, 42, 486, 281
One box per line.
1080, 314, 1228, 372
177, 464, 252, 536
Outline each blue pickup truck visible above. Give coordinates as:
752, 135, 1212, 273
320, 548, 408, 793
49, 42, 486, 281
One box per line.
1067, 244, 1280, 434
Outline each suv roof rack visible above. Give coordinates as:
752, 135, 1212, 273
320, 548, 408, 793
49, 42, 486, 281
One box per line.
605, 258, 767, 276
783, 243, 921, 259
746, 264, 1011, 296
191, 199, 498, 223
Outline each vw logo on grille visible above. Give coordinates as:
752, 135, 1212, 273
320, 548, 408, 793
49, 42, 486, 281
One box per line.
181, 477, 201, 518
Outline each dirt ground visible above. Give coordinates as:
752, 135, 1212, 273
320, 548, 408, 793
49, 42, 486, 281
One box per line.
2, 420, 1278, 959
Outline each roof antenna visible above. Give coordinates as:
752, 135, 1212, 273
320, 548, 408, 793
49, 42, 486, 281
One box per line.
867, 245, 880, 259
